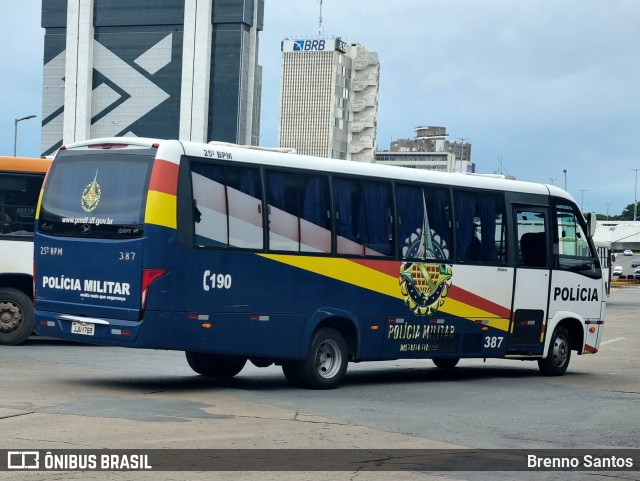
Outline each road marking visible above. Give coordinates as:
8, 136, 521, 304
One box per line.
600, 337, 627, 346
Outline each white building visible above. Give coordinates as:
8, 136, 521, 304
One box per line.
376, 126, 474, 173
278, 38, 379, 161
593, 221, 640, 251
374, 151, 457, 172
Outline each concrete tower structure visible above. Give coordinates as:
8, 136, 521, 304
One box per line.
40, 0, 263, 157
278, 37, 379, 161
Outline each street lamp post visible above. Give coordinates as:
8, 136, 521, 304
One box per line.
563, 169, 567, 190
579, 189, 588, 212
605, 203, 612, 221
633, 168, 640, 221
13, 114, 37, 156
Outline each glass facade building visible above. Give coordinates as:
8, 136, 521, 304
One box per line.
41, 0, 263, 157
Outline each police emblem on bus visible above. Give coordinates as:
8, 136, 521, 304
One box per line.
81, 171, 102, 213
399, 224, 452, 316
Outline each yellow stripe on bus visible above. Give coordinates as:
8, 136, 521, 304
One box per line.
145, 190, 177, 229
35, 188, 44, 219
259, 254, 403, 299
258, 253, 510, 331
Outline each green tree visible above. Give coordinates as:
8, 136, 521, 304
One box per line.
618, 203, 638, 221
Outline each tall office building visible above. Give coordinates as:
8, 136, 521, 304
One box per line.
41, 0, 263, 157
278, 38, 379, 161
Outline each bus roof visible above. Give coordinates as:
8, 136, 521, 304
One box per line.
0, 156, 52, 174
60, 137, 576, 204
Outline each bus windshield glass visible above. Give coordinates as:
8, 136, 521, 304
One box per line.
0, 172, 44, 237
38, 148, 155, 239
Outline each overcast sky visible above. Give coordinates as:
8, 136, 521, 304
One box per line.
3, 0, 640, 216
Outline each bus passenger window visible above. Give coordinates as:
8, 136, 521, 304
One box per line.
361, 181, 393, 256
334, 178, 392, 256
395, 184, 451, 261
516, 210, 547, 268
191, 161, 263, 249
454, 191, 506, 264
266, 171, 331, 253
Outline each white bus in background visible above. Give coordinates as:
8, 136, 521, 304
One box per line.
0, 156, 51, 345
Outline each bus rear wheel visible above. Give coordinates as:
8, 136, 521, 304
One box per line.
282, 327, 348, 389
538, 325, 571, 376
432, 358, 460, 369
185, 352, 246, 378
0, 288, 34, 346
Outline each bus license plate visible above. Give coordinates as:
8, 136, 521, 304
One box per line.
71, 321, 95, 336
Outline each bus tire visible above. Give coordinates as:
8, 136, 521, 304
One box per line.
281, 361, 305, 387
432, 358, 460, 368
538, 325, 571, 376
0, 288, 35, 346
284, 327, 348, 390
185, 352, 246, 378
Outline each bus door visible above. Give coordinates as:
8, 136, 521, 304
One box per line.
510, 207, 550, 354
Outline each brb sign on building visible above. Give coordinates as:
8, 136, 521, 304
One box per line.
281, 38, 348, 53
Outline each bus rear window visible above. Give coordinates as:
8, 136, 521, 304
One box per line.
38, 149, 155, 238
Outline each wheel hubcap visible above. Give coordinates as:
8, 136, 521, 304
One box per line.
552, 335, 569, 368
0, 301, 22, 334
315, 339, 342, 379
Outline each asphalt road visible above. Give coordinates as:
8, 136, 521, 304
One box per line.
612, 251, 640, 278
0, 288, 639, 481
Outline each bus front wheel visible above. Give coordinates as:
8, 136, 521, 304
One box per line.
538, 326, 571, 376
185, 352, 246, 378
0, 288, 35, 346
282, 327, 348, 389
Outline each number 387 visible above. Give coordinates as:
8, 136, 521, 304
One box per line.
483, 336, 504, 349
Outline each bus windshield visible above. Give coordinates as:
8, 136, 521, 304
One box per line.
38, 148, 155, 239
0, 172, 43, 237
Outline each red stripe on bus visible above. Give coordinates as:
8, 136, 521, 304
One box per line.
350, 259, 401, 278
148, 159, 178, 195
348, 260, 512, 319
448, 285, 512, 320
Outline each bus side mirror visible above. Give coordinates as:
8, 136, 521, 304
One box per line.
586, 212, 597, 238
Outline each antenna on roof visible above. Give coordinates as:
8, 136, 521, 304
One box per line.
497, 155, 510, 177
318, 0, 324, 37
